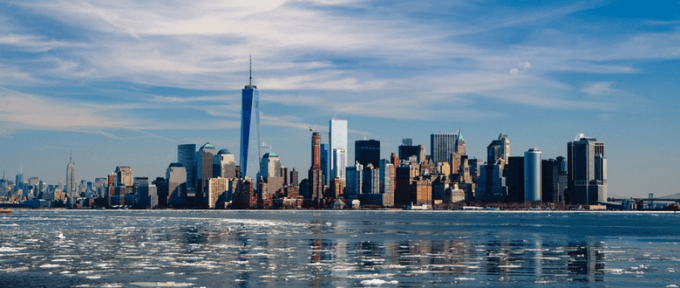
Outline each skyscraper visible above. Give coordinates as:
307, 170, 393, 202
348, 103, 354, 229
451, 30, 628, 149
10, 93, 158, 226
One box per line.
355, 139, 380, 168
215, 149, 237, 178
259, 153, 282, 181
66, 155, 75, 196
320, 143, 329, 184
524, 147, 542, 202
431, 133, 457, 165
487, 133, 510, 165
177, 144, 196, 188
309, 132, 324, 201
115, 166, 134, 187
240, 57, 260, 178
329, 119, 348, 185
196, 142, 216, 203
567, 134, 607, 205
166, 163, 187, 206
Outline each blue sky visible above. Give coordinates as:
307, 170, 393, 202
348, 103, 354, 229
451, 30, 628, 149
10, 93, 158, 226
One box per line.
0, 0, 679, 198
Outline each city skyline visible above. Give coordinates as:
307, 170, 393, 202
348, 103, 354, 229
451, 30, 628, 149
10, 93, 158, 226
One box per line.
1, 1, 679, 198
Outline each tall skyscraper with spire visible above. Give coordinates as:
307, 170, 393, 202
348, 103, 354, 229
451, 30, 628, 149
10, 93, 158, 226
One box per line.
240, 56, 261, 178
66, 154, 75, 196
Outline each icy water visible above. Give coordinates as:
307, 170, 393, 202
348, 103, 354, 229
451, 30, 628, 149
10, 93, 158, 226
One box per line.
1, 210, 680, 287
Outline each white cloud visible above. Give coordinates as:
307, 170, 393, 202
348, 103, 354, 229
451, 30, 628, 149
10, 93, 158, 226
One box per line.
0, 88, 137, 135
582, 81, 615, 96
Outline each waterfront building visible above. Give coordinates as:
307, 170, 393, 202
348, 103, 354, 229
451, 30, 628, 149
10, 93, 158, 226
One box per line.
379, 159, 394, 196
568, 134, 607, 205
137, 184, 158, 209
476, 162, 506, 202
362, 163, 379, 195
166, 163, 187, 206
196, 142, 216, 204
541, 159, 558, 203
214, 149, 237, 178
431, 133, 457, 165
524, 147, 542, 202
355, 139, 381, 168
66, 156, 75, 197
233, 177, 255, 209
395, 164, 419, 206
346, 162, 363, 198
328, 177, 344, 199
207, 177, 229, 209
410, 177, 432, 206
506, 156, 524, 203
115, 166, 134, 187
177, 144, 196, 188
329, 119, 348, 185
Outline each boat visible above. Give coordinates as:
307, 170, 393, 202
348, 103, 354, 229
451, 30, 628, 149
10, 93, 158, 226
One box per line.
0, 209, 12, 214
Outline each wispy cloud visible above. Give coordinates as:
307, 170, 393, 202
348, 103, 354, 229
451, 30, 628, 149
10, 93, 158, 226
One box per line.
582, 81, 615, 96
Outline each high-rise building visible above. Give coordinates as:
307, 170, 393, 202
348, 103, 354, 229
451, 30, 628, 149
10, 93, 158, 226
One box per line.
399, 143, 425, 164
524, 147, 542, 202
355, 139, 380, 168
309, 132, 324, 201
541, 159, 558, 203
207, 177, 229, 209
476, 163, 506, 203
66, 155, 75, 196
506, 156, 524, 202
196, 143, 216, 203
290, 168, 299, 187
320, 143, 329, 185
346, 162, 363, 198
487, 133, 510, 165
166, 163, 187, 206
115, 166, 134, 187
362, 163, 379, 194
137, 184, 158, 209
395, 164, 419, 206
177, 144, 196, 188
431, 133, 457, 165
215, 149, 237, 178
568, 134, 606, 205
329, 119, 348, 185
240, 58, 261, 178
259, 153, 282, 181
379, 159, 394, 195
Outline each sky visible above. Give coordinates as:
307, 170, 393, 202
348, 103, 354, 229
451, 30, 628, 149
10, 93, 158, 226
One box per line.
0, 0, 679, 198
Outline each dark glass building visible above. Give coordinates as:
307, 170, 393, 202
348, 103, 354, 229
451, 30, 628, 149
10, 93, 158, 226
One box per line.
355, 139, 380, 168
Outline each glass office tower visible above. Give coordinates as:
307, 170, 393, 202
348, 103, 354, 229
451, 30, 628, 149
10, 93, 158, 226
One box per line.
240, 60, 260, 178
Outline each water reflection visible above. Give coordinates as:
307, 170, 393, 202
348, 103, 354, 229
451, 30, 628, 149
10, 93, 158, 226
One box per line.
1, 211, 677, 287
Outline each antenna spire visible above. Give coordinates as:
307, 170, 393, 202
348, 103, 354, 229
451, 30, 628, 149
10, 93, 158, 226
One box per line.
249, 55, 252, 86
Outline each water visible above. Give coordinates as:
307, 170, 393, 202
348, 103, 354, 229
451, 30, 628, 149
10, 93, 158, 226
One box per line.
1, 210, 680, 287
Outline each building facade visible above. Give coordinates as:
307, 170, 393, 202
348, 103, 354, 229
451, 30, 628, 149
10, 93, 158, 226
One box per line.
329, 119, 348, 185
177, 144, 196, 188
240, 64, 261, 178
524, 147, 542, 202
431, 133, 457, 165
355, 139, 381, 168
568, 134, 607, 205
